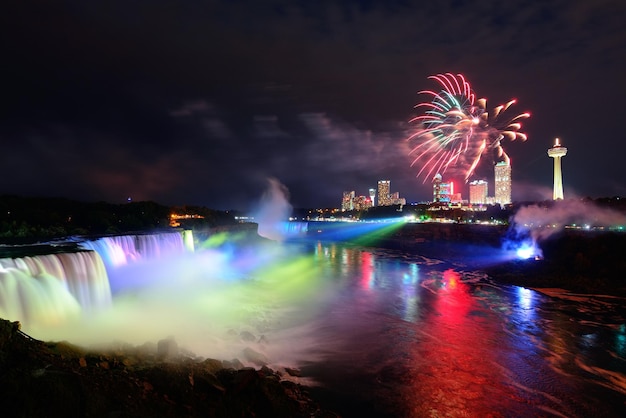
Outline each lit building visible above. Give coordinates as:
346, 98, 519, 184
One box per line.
342, 191, 355, 211
449, 192, 462, 203
377, 180, 391, 206
469, 180, 488, 204
433, 174, 442, 202
432, 174, 453, 203
169, 212, 204, 227
353, 195, 373, 211
494, 161, 511, 205
390, 192, 406, 206
547, 137, 567, 200
369, 188, 376, 207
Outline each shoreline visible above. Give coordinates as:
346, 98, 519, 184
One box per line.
339, 222, 626, 298
0, 318, 337, 418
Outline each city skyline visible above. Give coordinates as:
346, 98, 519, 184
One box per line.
1, 1, 625, 211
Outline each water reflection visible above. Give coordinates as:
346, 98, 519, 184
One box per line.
304, 241, 626, 418
360, 250, 375, 290
617, 324, 626, 358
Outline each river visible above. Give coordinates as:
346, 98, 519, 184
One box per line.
4, 229, 626, 417
289, 240, 626, 417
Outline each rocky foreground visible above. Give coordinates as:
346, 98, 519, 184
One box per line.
0, 319, 337, 418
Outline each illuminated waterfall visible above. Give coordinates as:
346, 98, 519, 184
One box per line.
183, 229, 195, 252
0, 251, 110, 326
0, 231, 191, 327
79, 231, 188, 267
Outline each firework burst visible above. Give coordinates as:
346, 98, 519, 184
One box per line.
407, 73, 530, 182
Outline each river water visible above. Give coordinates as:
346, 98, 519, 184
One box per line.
287, 239, 626, 418
7, 231, 626, 417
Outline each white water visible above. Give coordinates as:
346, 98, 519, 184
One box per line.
0, 231, 329, 369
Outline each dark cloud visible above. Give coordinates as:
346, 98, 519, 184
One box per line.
1, 0, 625, 209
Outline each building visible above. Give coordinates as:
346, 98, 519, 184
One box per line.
432, 174, 454, 203
432, 174, 443, 202
369, 188, 376, 207
377, 180, 391, 206
389, 192, 406, 206
342, 191, 355, 211
494, 161, 511, 205
547, 137, 567, 200
353, 195, 373, 211
469, 180, 488, 205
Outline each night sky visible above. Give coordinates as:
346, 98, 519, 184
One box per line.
2, 0, 625, 211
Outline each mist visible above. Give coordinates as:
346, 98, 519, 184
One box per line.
20, 241, 337, 370
254, 177, 293, 241
511, 199, 626, 242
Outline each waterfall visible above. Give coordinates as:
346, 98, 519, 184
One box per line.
0, 251, 110, 326
0, 230, 191, 328
79, 231, 188, 268
282, 221, 308, 236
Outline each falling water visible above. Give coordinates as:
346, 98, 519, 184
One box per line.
0, 250, 110, 331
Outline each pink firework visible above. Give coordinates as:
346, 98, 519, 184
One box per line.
407, 73, 530, 182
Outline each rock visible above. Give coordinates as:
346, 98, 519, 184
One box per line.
242, 346, 269, 366
157, 337, 178, 360
240, 330, 256, 341
222, 358, 245, 369
0, 318, 336, 417
285, 367, 302, 377
199, 358, 223, 374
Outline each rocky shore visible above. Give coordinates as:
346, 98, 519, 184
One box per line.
0, 319, 337, 418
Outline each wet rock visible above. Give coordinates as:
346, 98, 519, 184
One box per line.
285, 367, 302, 377
243, 346, 269, 366
157, 337, 178, 360
200, 357, 223, 374
240, 330, 256, 341
0, 318, 336, 417
222, 358, 245, 369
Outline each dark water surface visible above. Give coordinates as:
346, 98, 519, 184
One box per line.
5, 232, 625, 417
295, 240, 626, 417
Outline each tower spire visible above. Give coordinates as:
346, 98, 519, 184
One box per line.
547, 138, 567, 200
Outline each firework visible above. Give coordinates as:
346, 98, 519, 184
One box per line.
407, 73, 530, 182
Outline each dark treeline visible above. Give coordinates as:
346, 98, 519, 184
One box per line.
0, 195, 237, 242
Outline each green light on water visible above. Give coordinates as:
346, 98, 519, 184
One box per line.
350, 220, 406, 247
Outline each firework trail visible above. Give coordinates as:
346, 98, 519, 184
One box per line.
407, 73, 530, 182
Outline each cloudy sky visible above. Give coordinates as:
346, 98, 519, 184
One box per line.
1, 0, 625, 211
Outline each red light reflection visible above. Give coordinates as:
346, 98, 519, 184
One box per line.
400, 268, 518, 416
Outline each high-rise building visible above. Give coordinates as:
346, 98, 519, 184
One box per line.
548, 137, 567, 200
369, 188, 376, 207
494, 161, 511, 205
390, 192, 406, 206
342, 191, 355, 211
469, 180, 488, 204
353, 195, 373, 210
432, 174, 454, 203
432, 174, 442, 202
377, 180, 391, 206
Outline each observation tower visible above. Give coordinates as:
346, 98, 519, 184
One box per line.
547, 138, 567, 200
